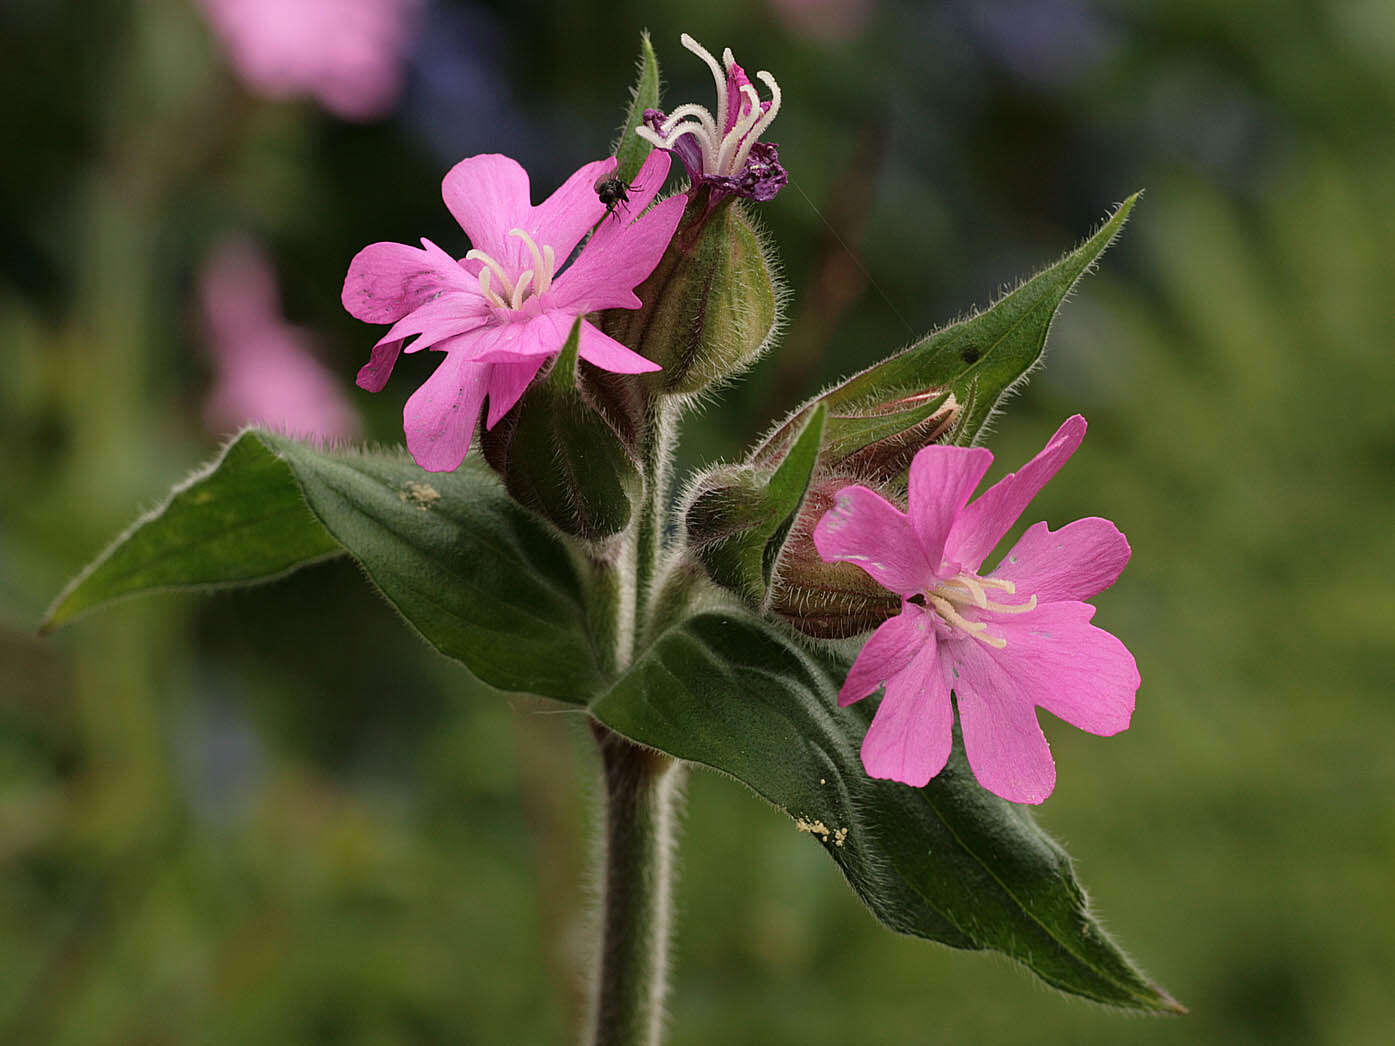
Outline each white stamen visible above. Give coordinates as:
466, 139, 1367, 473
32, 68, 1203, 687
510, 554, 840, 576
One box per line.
681, 33, 728, 141
510, 270, 534, 310
477, 267, 507, 309
509, 229, 545, 286
716, 83, 764, 175
924, 569, 1034, 649
984, 595, 1037, 615
731, 70, 782, 171
539, 245, 556, 294
660, 103, 720, 140
465, 248, 515, 299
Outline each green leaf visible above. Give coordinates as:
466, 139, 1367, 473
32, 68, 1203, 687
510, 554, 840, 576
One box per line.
44, 431, 605, 703
41, 434, 344, 633
613, 31, 660, 185
756, 195, 1138, 469
591, 606, 1181, 1012
686, 406, 827, 605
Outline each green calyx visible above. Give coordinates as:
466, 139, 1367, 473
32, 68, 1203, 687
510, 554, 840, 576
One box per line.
602, 187, 780, 399
480, 319, 639, 543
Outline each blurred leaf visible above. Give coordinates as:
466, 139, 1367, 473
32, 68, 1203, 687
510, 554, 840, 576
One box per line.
613, 31, 659, 185
43, 431, 604, 702
591, 606, 1181, 1012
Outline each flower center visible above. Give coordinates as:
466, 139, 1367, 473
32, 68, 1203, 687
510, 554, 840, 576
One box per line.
923, 573, 1036, 650
465, 228, 557, 311
635, 33, 782, 178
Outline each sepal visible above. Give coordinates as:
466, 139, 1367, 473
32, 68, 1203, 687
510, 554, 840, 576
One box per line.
480, 319, 638, 542
684, 406, 825, 606
601, 187, 780, 398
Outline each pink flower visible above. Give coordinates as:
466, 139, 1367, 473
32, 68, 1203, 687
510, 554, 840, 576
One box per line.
201, 240, 360, 441
637, 34, 787, 202
198, 0, 421, 121
813, 416, 1138, 804
342, 150, 685, 472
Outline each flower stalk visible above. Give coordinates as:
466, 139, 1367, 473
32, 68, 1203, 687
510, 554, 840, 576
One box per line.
587, 723, 683, 1046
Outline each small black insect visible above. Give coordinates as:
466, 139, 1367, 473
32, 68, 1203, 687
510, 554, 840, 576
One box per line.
594, 173, 635, 221
960, 346, 981, 364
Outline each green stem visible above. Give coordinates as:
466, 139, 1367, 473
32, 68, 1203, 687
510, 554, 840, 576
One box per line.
587, 723, 683, 1046
631, 401, 671, 650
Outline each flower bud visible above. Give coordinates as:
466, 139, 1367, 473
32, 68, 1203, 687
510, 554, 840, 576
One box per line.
683, 405, 824, 606
601, 188, 780, 398
765, 477, 902, 639
753, 383, 963, 485
480, 320, 638, 542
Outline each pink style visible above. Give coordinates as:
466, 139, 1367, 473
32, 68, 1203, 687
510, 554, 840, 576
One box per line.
342, 151, 685, 472
814, 416, 1139, 804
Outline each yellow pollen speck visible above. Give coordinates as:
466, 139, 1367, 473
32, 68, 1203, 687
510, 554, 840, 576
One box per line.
400, 482, 441, 510
795, 817, 848, 847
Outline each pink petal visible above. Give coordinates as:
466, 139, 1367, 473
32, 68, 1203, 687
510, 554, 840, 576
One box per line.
838, 605, 933, 706
859, 638, 954, 788
380, 292, 492, 354
342, 239, 472, 323
623, 148, 674, 214
403, 350, 490, 472
484, 358, 547, 429
813, 485, 934, 596
576, 320, 661, 373
945, 638, 1056, 804
945, 415, 1087, 571
442, 154, 532, 271
526, 157, 614, 266
356, 338, 404, 392
907, 445, 993, 570
982, 600, 1139, 736
470, 312, 569, 365
548, 188, 685, 314
991, 517, 1131, 604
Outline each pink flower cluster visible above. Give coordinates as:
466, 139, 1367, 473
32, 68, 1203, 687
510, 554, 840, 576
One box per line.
198, 0, 421, 120
815, 417, 1139, 804
343, 150, 685, 471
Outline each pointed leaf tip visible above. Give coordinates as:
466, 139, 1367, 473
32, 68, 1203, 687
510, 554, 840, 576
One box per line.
614, 31, 661, 184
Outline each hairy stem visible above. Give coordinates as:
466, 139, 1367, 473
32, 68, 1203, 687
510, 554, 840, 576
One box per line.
631, 401, 673, 650
586, 723, 683, 1046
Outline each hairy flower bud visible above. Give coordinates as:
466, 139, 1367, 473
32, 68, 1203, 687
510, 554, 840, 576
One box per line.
753, 382, 964, 483
766, 477, 903, 639
480, 320, 638, 543
601, 187, 780, 398
683, 406, 824, 607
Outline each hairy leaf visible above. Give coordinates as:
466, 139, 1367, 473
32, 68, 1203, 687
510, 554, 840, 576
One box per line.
592, 606, 1181, 1012
44, 432, 604, 702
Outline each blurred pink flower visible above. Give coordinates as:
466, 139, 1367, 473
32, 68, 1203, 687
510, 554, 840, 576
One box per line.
342, 150, 685, 473
198, 0, 421, 120
814, 416, 1138, 804
201, 241, 359, 441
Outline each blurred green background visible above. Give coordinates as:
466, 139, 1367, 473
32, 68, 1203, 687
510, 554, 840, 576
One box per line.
3, 0, 1393, 1042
